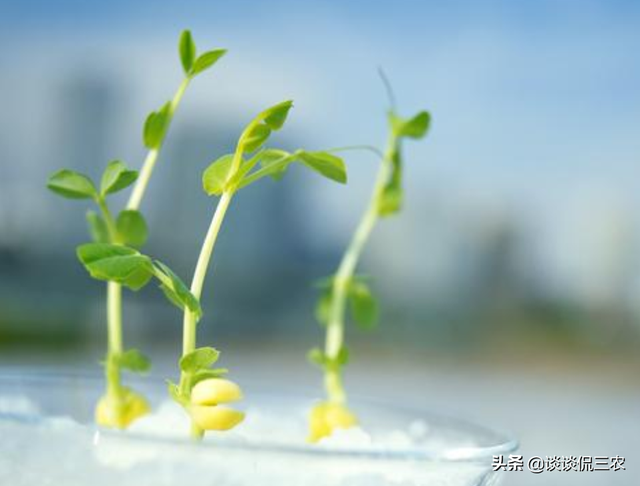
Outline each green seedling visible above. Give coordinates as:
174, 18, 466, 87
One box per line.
308, 74, 430, 442
46, 29, 225, 429
166, 100, 348, 439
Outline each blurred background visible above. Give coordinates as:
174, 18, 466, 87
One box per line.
0, 0, 638, 484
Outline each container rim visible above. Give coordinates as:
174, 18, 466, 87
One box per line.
0, 367, 519, 463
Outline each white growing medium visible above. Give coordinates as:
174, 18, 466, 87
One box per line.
0, 397, 499, 486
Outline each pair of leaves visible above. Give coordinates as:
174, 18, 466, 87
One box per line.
47, 160, 138, 200
202, 148, 347, 196
307, 346, 349, 370
142, 31, 226, 149
178, 30, 227, 78
47, 163, 137, 201
76, 243, 200, 317
240, 100, 293, 153
114, 349, 151, 374
315, 276, 378, 330
389, 111, 431, 139
200, 100, 295, 196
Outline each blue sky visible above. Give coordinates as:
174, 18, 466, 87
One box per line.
2, 0, 640, 301
3, 0, 637, 189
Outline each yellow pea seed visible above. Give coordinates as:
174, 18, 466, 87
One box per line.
308, 402, 357, 442
190, 405, 245, 431
95, 390, 150, 429
325, 403, 357, 429
190, 378, 243, 406
95, 396, 113, 427
308, 403, 332, 442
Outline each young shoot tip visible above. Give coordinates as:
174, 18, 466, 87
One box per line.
377, 67, 397, 112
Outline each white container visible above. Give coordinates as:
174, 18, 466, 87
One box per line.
0, 371, 517, 486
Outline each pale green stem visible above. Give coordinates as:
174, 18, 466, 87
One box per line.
100, 76, 190, 414
106, 281, 123, 397
107, 282, 123, 354
96, 197, 118, 241
94, 197, 125, 401
323, 136, 396, 404
180, 191, 234, 438
181, 191, 233, 359
127, 77, 190, 211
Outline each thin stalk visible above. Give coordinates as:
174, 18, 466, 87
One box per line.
96, 197, 118, 242
182, 191, 233, 355
323, 135, 396, 404
326, 145, 385, 159
179, 190, 234, 438
105, 281, 123, 397
236, 153, 296, 189
127, 77, 190, 211
95, 197, 126, 402
101, 76, 190, 421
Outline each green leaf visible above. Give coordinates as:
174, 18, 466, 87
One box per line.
348, 281, 378, 329
180, 347, 220, 373
256, 149, 291, 180
47, 169, 97, 199
235, 150, 295, 190
297, 151, 347, 183
237, 100, 293, 155
307, 347, 348, 369
143, 102, 171, 149
86, 211, 109, 243
179, 30, 196, 75
263, 100, 293, 130
117, 349, 151, 373
307, 347, 327, 368
378, 183, 402, 216
192, 368, 229, 385
390, 111, 431, 139
226, 151, 264, 188
202, 154, 234, 196
167, 380, 186, 405
153, 261, 202, 318
335, 346, 350, 366
378, 148, 403, 216
116, 210, 148, 247
190, 49, 227, 76
77, 242, 137, 264
76, 243, 154, 290
100, 160, 138, 196
313, 275, 335, 289
315, 288, 333, 326
243, 124, 271, 153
